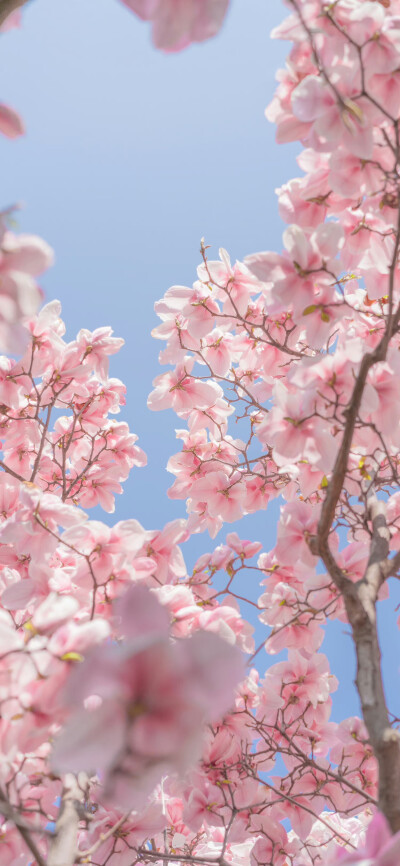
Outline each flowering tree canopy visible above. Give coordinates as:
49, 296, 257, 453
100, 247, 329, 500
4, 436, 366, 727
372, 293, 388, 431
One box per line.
1, 0, 400, 864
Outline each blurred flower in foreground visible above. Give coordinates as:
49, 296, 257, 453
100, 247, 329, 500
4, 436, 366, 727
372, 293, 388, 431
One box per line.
120, 0, 230, 52
51, 584, 244, 807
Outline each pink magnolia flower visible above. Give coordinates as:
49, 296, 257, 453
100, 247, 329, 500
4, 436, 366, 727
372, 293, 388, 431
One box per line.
275, 500, 319, 567
31, 593, 80, 634
74, 466, 123, 513
328, 0, 385, 45
191, 470, 245, 523
154, 283, 220, 342
202, 329, 233, 377
140, 518, 188, 584
330, 148, 385, 198
0, 231, 54, 284
0, 822, 34, 864
183, 777, 226, 830
225, 532, 262, 559
120, 0, 230, 52
185, 396, 234, 437
84, 799, 166, 866
291, 72, 373, 158
245, 222, 344, 321
197, 247, 259, 317
258, 381, 337, 470
330, 717, 374, 772
148, 359, 222, 413
362, 351, 400, 436
362, 16, 400, 76
0, 487, 87, 560
330, 812, 400, 865
261, 591, 324, 656
265, 43, 315, 145
265, 650, 338, 710
368, 70, 400, 119
250, 814, 292, 866
197, 602, 254, 653
77, 327, 125, 381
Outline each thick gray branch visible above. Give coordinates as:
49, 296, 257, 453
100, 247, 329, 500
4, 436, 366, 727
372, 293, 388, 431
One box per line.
48, 774, 88, 866
344, 589, 400, 832
360, 489, 391, 607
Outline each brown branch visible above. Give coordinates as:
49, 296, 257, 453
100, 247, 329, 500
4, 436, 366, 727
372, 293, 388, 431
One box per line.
30, 401, 54, 483
77, 812, 131, 860
308, 274, 400, 836
0, 460, 26, 482
260, 779, 357, 849
310, 345, 386, 563
138, 850, 225, 865
343, 586, 400, 832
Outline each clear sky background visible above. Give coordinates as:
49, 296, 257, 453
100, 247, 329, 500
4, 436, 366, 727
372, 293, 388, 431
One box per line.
1, 0, 399, 725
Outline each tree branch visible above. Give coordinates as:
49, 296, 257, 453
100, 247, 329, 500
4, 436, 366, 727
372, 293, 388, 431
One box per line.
343, 587, 400, 832
311, 346, 385, 558
77, 812, 131, 860
0, 786, 47, 866
363, 491, 391, 596
289, 0, 400, 834
48, 774, 89, 866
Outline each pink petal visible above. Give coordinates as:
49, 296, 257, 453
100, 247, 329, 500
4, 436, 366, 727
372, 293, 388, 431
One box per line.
2, 578, 36, 610
51, 702, 126, 775
114, 584, 170, 641
365, 812, 392, 857
0, 103, 24, 138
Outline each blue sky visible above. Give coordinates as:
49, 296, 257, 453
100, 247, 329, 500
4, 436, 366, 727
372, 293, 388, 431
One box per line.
2, 0, 399, 725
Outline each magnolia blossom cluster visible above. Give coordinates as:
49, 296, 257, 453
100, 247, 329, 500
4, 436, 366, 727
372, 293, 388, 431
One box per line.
149, 0, 400, 544
0, 307, 246, 863
0, 300, 145, 512
0, 303, 380, 866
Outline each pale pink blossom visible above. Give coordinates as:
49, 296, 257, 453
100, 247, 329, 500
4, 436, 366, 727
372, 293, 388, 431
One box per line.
251, 815, 292, 866
148, 360, 222, 413
120, 0, 230, 52
292, 72, 373, 158
329, 812, 400, 865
